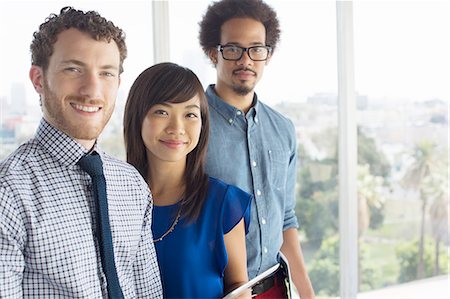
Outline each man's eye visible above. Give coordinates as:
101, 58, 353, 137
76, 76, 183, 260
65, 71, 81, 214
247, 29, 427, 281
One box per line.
65, 67, 81, 73
225, 46, 239, 53
101, 71, 115, 77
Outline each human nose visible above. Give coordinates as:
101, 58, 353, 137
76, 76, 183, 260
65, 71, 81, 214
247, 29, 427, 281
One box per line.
165, 116, 185, 135
237, 49, 253, 66
79, 72, 102, 99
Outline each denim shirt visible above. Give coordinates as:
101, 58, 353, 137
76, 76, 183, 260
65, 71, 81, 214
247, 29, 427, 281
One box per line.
205, 85, 299, 279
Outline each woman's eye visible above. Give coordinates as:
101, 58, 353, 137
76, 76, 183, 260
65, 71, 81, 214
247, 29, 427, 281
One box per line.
154, 110, 168, 116
186, 112, 199, 119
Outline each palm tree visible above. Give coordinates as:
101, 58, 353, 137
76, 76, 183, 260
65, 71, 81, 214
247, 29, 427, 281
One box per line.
423, 159, 449, 275
357, 163, 385, 288
401, 140, 436, 279
357, 164, 385, 237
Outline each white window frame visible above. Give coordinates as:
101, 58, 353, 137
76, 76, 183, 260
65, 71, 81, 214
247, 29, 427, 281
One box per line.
336, 1, 358, 298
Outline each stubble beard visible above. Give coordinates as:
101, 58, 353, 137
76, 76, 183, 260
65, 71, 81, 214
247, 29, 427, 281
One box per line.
42, 81, 113, 141
232, 80, 256, 96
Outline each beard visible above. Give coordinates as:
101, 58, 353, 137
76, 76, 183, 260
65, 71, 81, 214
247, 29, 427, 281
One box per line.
41, 80, 114, 142
231, 67, 257, 95
232, 84, 253, 96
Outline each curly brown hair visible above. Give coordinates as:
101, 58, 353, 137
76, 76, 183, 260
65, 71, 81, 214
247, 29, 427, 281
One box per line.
198, 0, 280, 55
30, 6, 127, 73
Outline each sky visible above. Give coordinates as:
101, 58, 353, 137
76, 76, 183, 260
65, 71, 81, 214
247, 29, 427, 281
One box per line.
0, 0, 448, 109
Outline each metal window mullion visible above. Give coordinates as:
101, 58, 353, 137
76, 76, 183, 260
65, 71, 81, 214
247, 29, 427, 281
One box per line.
152, 1, 170, 63
336, 1, 358, 298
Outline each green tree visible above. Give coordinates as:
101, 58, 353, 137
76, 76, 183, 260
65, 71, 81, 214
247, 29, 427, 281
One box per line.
422, 157, 449, 275
358, 128, 391, 178
308, 235, 383, 296
401, 141, 437, 279
357, 164, 385, 235
308, 236, 340, 297
296, 150, 338, 247
396, 239, 449, 282
296, 128, 390, 247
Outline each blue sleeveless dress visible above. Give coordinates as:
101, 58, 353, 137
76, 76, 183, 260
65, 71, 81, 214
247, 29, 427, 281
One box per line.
152, 177, 252, 298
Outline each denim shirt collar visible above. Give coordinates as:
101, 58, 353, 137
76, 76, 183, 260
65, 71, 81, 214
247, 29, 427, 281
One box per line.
206, 84, 260, 124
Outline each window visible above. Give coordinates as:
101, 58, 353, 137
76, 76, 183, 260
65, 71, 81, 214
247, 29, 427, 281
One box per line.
0, 0, 154, 159
2, 1, 448, 298
354, 1, 449, 297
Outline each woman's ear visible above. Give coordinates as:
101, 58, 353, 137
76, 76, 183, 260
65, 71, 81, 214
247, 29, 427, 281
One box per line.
29, 65, 45, 94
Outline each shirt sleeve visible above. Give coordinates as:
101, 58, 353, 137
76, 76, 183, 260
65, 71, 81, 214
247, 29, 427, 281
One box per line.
222, 185, 252, 235
0, 184, 25, 298
132, 192, 163, 298
283, 120, 300, 231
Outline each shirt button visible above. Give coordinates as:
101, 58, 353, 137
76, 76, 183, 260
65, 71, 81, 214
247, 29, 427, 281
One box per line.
252, 161, 257, 167
261, 218, 266, 225
228, 118, 233, 124
263, 247, 268, 253
255, 117, 259, 123
236, 111, 242, 116
256, 189, 261, 196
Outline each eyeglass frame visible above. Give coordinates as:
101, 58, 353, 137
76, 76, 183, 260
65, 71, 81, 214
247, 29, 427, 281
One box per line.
216, 44, 272, 61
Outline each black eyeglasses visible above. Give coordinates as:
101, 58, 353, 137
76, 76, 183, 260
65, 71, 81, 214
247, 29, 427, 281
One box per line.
217, 44, 272, 61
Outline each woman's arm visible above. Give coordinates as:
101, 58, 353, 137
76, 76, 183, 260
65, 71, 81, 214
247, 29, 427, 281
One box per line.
223, 219, 251, 298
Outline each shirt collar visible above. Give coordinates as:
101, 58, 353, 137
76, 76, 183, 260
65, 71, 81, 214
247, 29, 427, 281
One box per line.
35, 118, 101, 167
206, 84, 260, 123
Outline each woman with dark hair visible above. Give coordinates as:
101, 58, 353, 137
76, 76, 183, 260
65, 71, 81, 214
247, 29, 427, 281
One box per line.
124, 62, 252, 298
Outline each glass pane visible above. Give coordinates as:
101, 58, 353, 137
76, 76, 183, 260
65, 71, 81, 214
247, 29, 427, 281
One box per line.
354, 2, 449, 298
169, 0, 215, 89
170, 1, 339, 297
266, 2, 339, 297
0, 0, 153, 160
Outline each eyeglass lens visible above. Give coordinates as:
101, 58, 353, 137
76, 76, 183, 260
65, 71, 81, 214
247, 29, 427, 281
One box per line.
221, 46, 269, 61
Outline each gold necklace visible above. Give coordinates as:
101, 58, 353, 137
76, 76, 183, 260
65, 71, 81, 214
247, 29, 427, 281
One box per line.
152, 204, 182, 243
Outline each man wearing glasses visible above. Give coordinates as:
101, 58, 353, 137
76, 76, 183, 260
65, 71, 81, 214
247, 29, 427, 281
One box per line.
199, 0, 315, 298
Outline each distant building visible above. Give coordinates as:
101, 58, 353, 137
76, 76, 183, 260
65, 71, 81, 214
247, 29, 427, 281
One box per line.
307, 92, 368, 110
0, 124, 15, 144
10, 82, 27, 116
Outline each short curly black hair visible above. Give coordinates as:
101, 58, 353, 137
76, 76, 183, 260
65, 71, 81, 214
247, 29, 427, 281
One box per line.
198, 0, 280, 55
30, 6, 127, 73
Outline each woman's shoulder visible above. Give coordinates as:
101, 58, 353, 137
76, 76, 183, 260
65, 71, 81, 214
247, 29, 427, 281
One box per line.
207, 177, 252, 235
207, 176, 251, 198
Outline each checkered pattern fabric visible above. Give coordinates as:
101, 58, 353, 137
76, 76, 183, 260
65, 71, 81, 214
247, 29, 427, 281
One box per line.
0, 119, 162, 298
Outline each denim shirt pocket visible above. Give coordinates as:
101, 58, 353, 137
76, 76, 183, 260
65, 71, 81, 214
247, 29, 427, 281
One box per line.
268, 149, 289, 190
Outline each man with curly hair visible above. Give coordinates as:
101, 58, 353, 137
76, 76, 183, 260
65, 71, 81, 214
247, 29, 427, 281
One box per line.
0, 7, 162, 298
199, 0, 315, 297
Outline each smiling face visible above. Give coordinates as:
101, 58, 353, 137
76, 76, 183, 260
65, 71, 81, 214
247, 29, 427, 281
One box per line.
29, 28, 121, 149
211, 17, 270, 99
141, 96, 202, 169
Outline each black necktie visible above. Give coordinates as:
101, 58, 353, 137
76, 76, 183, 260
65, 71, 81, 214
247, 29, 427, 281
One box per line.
78, 153, 124, 299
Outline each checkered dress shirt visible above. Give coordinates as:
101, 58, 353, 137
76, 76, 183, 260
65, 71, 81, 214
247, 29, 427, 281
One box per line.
0, 119, 162, 298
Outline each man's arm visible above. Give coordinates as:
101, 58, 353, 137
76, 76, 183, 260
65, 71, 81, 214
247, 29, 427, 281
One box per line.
133, 194, 163, 298
281, 228, 315, 299
0, 185, 25, 298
